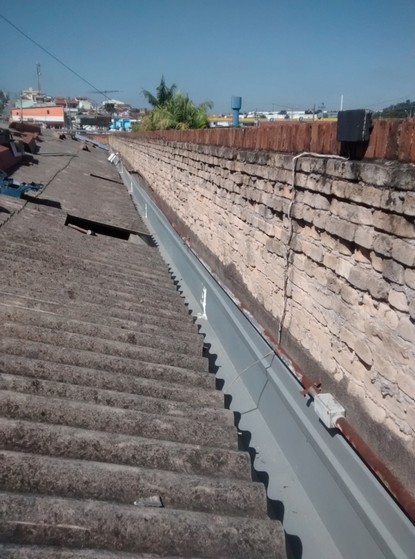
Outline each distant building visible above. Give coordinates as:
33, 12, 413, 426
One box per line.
77, 114, 111, 129
17, 88, 52, 107
10, 105, 66, 128
77, 97, 93, 112
53, 97, 78, 109
101, 99, 131, 116
109, 117, 133, 131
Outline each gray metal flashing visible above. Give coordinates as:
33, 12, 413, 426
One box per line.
118, 161, 415, 559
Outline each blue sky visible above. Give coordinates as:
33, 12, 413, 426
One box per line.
1, 0, 414, 113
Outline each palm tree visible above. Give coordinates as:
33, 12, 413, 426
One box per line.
140, 92, 213, 130
142, 76, 177, 108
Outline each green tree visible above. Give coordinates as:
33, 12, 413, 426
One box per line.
138, 77, 212, 130
142, 76, 177, 108
103, 102, 115, 113
139, 92, 212, 130
373, 99, 415, 119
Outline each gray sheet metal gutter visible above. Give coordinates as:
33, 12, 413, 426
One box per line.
117, 161, 415, 559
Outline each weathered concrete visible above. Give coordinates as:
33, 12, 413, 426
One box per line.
0, 374, 232, 424
110, 135, 415, 492
0, 545, 207, 559
0, 493, 285, 558
0, 450, 267, 517
0, 419, 252, 480
0, 391, 238, 450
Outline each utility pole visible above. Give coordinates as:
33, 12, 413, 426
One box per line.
36, 62, 41, 93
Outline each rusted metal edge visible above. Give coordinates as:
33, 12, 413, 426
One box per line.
336, 417, 415, 524
211, 265, 415, 526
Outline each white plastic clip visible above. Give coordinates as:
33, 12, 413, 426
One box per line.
197, 286, 207, 320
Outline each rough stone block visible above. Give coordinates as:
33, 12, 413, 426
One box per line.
348, 267, 371, 292
388, 289, 409, 312
313, 210, 328, 230
397, 369, 415, 401
405, 269, 415, 290
305, 173, 331, 195
403, 192, 415, 216
301, 239, 325, 263
265, 238, 284, 257
359, 162, 393, 188
292, 253, 307, 271
368, 277, 389, 300
341, 283, 363, 305
335, 239, 352, 256
313, 265, 329, 287
373, 232, 393, 257
331, 199, 373, 226
326, 216, 356, 242
302, 204, 317, 224
321, 231, 337, 250
397, 316, 415, 344
323, 252, 337, 271
336, 258, 353, 280
326, 159, 358, 180
339, 326, 356, 349
373, 211, 415, 239
326, 272, 342, 294
354, 226, 375, 250
374, 354, 398, 384
382, 259, 405, 285
391, 238, 415, 267
331, 179, 349, 198
380, 190, 405, 214
355, 339, 373, 366
370, 251, 384, 272
300, 191, 330, 210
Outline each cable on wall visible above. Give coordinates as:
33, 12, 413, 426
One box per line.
277, 152, 348, 346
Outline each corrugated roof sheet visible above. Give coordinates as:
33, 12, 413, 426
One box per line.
0, 132, 286, 558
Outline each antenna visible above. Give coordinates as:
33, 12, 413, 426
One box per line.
88, 89, 121, 99
36, 62, 41, 92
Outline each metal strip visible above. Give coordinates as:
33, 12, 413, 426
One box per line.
117, 161, 415, 559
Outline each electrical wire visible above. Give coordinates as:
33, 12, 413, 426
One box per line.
277, 152, 348, 345
0, 13, 110, 100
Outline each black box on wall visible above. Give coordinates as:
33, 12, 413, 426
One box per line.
337, 110, 372, 142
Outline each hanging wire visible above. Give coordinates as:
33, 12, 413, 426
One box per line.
0, 13, 110, 100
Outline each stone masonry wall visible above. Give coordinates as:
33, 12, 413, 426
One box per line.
110, 135, 415, 488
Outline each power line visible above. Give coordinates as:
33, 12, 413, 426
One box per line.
365, 95, 413, 109
0, 13, 111, 100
